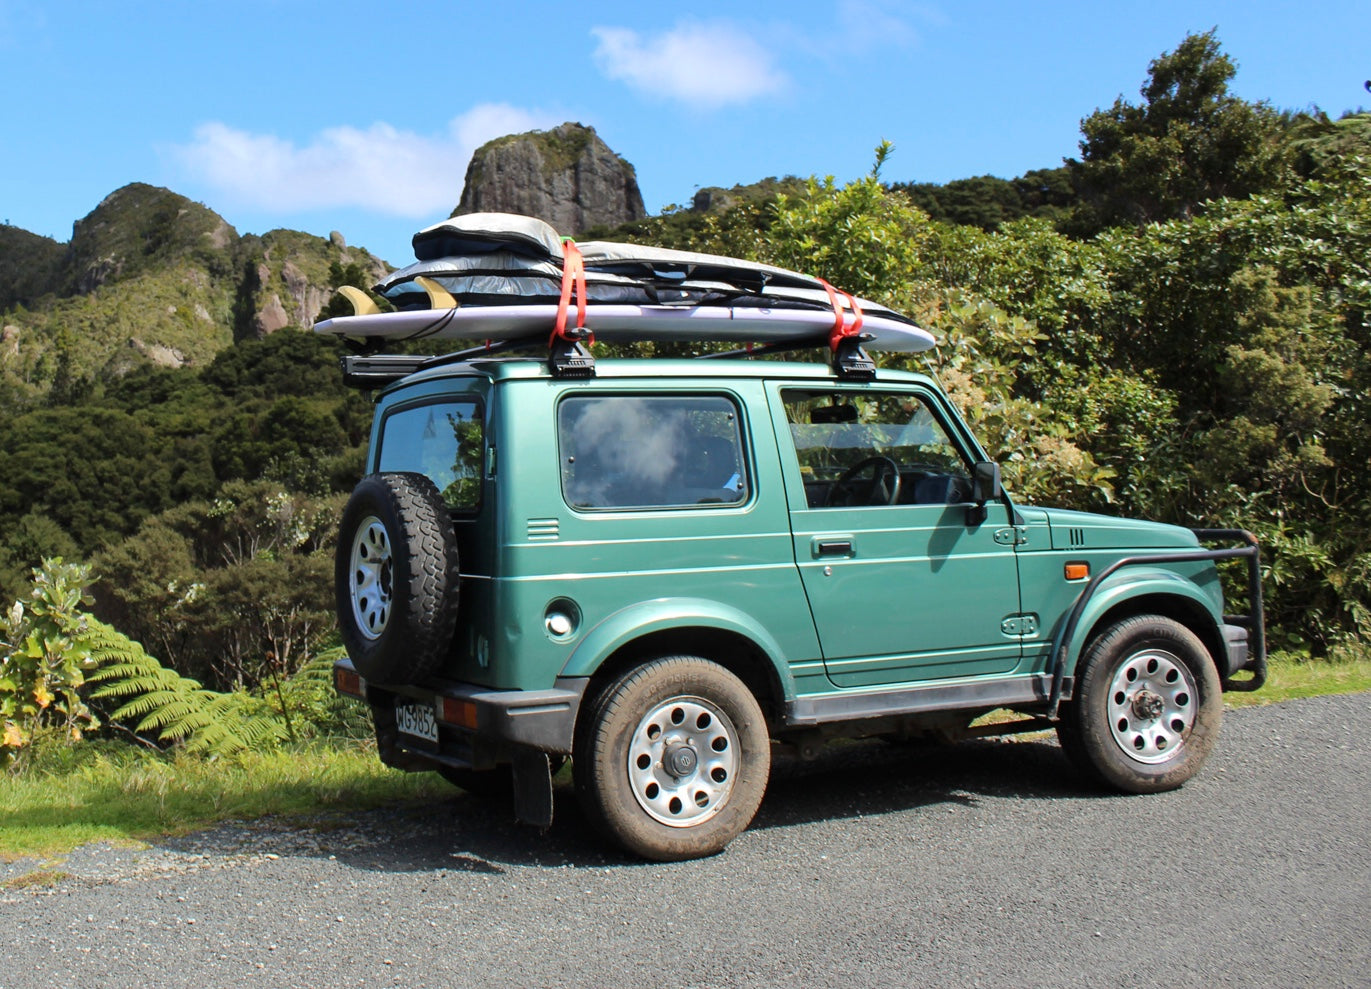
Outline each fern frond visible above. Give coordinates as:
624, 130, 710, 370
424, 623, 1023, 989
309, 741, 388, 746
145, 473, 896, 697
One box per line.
85, 618, 286, 755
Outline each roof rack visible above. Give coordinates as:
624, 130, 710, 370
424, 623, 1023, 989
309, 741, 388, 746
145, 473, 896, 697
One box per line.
340, 330, 882, 389
700, 332, 878, 380
338, 338, 534, 389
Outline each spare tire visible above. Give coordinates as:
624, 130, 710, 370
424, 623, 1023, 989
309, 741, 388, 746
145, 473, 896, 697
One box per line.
335, 472, 460, 684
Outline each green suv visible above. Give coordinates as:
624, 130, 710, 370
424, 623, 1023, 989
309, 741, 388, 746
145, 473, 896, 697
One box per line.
331, 340, 1265, 860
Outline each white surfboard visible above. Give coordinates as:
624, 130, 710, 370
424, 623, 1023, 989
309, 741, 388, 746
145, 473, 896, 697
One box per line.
314, 303, 936, 353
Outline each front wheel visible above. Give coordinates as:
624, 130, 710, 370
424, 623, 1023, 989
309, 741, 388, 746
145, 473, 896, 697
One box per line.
574, 657, 770, 861
1057, 614, 1222, 793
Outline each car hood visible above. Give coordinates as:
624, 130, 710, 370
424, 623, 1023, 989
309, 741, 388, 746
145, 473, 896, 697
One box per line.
1017, 507, 1199, 552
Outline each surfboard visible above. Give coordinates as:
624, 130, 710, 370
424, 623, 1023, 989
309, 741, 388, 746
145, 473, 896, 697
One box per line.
314, 303, 937, 353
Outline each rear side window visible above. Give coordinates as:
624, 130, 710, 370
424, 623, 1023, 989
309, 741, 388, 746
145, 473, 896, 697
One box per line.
376, 399, 484, 511
559, 395, 746, 510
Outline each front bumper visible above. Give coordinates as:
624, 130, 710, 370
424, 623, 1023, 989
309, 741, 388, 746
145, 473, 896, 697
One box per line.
1222, 622, 1252, 680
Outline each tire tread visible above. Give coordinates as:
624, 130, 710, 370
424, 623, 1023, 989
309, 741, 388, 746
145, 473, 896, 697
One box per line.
335, 472, 460, 684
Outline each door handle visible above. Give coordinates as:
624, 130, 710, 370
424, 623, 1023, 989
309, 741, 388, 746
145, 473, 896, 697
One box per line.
811, 536, 854, 557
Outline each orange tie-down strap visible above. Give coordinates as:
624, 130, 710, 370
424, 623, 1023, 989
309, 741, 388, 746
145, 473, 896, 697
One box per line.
818, 278, 865, 351
551, 238, 593, 347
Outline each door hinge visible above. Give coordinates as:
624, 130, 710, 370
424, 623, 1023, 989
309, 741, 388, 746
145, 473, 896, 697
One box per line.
1000, 614, 1039, 637
993, 526, 1029, 546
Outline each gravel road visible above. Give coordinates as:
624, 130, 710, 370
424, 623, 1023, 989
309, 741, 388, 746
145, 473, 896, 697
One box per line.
4, 692, 1368, 989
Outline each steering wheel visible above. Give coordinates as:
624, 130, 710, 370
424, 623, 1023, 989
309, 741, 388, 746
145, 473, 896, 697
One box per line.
825, 456, 902, 507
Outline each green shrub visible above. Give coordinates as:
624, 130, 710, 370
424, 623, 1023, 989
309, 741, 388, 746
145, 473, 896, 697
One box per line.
0, 559, 99, 767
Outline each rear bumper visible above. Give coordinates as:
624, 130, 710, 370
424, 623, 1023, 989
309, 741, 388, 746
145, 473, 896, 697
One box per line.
333, 656, 589, 765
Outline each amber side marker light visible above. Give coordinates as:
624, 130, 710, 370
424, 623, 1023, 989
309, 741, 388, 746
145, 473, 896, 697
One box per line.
1064, 562, 1091, 581
334, 667, 365, 698
440, 697, 480, 730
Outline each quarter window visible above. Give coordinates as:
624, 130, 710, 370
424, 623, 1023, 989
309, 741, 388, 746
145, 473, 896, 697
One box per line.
377, 400, 484, 510
559, 395, 747, 510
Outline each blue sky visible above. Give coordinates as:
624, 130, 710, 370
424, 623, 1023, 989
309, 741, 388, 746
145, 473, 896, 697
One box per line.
1, 0, 1366, 267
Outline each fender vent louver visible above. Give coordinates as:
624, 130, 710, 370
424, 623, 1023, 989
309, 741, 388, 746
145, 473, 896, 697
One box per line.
527, 518, 560, 542
1069, 527, 1086, 547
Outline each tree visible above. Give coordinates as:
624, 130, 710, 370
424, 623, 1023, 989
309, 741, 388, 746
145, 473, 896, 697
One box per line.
890, 167, 1076, 231
1069, 31, 1285, 232
92, 483, 341, 691
0, 512, 79, 605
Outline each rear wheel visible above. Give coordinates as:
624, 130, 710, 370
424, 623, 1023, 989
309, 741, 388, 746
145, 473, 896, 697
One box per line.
575, 657, 770, 861
1057, 614, 1222, 793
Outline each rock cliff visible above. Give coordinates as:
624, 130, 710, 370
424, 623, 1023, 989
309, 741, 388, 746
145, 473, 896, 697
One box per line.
455, 123, 646, 235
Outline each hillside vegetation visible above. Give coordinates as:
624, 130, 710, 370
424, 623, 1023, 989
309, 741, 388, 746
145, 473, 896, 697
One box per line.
0, 183, 387, 408
0, 31, 1368, 771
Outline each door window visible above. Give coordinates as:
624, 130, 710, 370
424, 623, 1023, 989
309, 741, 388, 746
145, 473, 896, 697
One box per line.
781, 390, 971, 508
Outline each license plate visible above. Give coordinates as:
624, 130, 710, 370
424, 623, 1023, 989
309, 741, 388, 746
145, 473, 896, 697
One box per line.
395, 702, 438, 743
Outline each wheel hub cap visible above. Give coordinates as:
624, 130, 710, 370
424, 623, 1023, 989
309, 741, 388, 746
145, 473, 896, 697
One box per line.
349, 516, 393, 640
1107, 648, 1198, 764
663, 742, 699, 778
628, 696, 738, 828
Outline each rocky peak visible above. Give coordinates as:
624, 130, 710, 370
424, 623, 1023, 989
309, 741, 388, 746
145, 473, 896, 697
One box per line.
455, 123, 646, 236
66, 183, 239, 295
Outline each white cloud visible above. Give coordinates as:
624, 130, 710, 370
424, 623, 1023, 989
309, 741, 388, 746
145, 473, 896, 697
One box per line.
168, 104, 559, 217
834, 0, 927, 50
591, 22, 788, 109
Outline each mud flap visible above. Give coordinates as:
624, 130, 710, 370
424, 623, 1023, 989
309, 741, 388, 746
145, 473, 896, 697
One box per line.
511, 750, 554, 828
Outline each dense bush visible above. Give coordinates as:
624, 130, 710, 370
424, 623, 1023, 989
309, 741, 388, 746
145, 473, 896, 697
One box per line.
3, 560, 365, 768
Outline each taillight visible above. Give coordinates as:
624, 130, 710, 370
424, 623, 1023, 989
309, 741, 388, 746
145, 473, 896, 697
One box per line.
439, 697, 479, 730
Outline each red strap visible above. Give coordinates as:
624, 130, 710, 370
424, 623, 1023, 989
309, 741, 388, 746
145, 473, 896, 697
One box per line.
552, 239, 592, 346
818, 279, 864, 351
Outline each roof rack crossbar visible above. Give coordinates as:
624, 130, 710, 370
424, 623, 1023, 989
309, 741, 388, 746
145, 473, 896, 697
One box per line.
340, 354, 436, 388
339, 337, 545, 388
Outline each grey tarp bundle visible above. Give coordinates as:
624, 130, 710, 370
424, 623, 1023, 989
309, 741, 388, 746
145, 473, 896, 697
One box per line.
377, 212, 919, 326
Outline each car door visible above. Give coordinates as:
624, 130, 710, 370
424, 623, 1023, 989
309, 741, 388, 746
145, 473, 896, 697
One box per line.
771, 384, 1023, 688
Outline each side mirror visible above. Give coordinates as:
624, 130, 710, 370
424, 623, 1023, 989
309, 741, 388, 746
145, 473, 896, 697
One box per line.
970, 461, 1002, 503
967, 461, 1002, 527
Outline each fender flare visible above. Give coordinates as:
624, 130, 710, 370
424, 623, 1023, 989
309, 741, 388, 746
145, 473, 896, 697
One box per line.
1054, 566, 1223, 677
559, 596, 797, 701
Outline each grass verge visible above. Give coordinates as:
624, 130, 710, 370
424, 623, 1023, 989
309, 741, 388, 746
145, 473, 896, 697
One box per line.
1223, 650, 1371, 708
0, 740, 450, 862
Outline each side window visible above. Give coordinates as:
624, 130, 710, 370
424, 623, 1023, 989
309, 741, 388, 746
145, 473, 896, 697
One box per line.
782, 390, 971, 508
377, 399, 484, 511
559, 395, 747, 510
